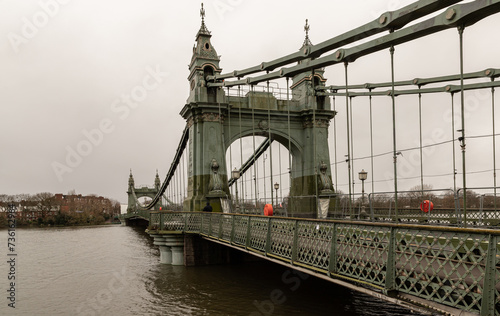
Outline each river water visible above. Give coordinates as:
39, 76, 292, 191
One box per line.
0, 225, 429, 316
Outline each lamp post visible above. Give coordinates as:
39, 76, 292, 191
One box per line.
232, 168, 240, 211
358, 169, 368, 205
274, 182, 279, 207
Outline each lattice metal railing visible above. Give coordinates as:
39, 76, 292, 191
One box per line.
395, 228, 489, 312
149, 212, 160, 229
148, 211, 500, 315
296, 221, 333, 271
269, 218, 294, 260
248, 217, 268, 253
336, 223, 391, 287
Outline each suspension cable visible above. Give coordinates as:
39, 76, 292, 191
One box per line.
332, 93, 339, 216
451, 93, 457, 193
252, 84, 258, 206
389, 38, 399, 221
239, 83, 244, 207
228, 86, 233, 200
344, 62, 352, 217
418, 86, 424, 200
279, 143, 282, 205
491, 79, 497, 211
267, 77, 274, 206
369, 89, 374, 194
349, 95, 355, 200
181, 151, 186, 207
458, 25, 467, 227
287, 77, 292, 214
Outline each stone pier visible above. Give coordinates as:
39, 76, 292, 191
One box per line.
150, 233, 185, 266
149, 232, 260, 266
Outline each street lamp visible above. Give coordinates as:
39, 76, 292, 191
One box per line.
232, 168, 240, 211
274, 182, 279, 207
358, 169, 368, 205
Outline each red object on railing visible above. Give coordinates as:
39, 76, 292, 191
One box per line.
264, 204, 273, 216
420, 200, 434, 213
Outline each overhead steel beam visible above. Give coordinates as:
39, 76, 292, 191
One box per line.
213, 0, 500, 87
210, 0, 462, 81
281, 0, 500, 77
320, 68, 500, 91
317, 79, 500, 97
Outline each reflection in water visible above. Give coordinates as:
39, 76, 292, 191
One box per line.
0, 226, 431, 316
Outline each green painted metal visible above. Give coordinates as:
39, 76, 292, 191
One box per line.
245, 216, 251, 249
385, 227, 396, 292
480, 234, 498, 316
230, 215, 236, 243
328, 223, 337, 275
291, 220, 299, 264
149, 211, 500, 314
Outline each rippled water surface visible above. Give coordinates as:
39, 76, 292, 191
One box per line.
0, 226, 429, 315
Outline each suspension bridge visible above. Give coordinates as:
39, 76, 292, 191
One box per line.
122, 1, 500, 314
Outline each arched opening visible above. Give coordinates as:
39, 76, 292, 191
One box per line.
225, 134, 300, 215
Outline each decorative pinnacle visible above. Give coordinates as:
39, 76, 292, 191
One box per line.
302, 19, 312, 47
197, 2, 210, 35
200, 3, 205, 24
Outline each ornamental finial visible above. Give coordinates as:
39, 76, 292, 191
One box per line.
200, 3, 205, 24
302, 19, 312, 47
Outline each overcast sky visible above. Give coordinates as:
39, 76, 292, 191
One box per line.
2, 0, 500, 204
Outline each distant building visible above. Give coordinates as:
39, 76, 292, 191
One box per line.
0, 193, 120, 222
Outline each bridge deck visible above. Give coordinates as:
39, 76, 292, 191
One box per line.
146, 211, 500, 316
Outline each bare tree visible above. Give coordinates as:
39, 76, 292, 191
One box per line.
33, 192, 56, 219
